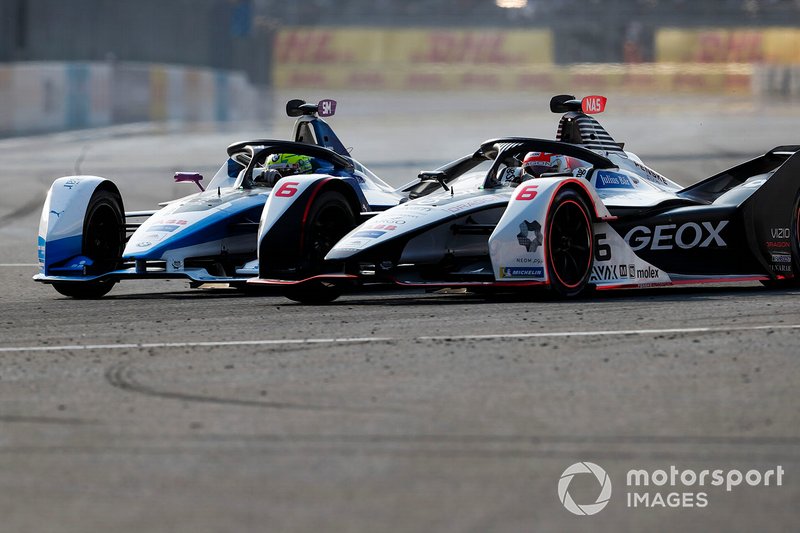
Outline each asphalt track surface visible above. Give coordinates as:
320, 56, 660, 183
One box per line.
1, 91, 799, 532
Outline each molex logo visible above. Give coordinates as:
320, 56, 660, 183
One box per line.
558, 462, 613, 516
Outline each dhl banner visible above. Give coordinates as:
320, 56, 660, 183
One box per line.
657, 28, 800, 64
275, 62, 753, 94
275, 28, 754, 93
274, 28, 553, 67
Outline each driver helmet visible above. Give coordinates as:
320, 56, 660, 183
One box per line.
550, 154, 583, 174
522, 152, 582, 178
267, 153, 313, 177
522, 152, 557, 178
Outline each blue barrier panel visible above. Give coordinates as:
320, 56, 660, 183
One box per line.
215, 71, 229, 122
66, 63, 90, 129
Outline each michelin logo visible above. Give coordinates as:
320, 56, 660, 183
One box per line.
500, 266, 544, 278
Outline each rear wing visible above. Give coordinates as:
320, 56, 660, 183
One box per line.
741, 149, 800, 279
679, 146, 800, 204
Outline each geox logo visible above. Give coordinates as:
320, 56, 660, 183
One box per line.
625, 221, 729, 251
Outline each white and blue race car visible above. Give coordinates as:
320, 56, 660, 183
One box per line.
34, 99, 420, 298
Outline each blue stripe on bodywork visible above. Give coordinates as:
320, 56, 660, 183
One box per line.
49, 255, 93, 272
125, 194, 266, 259
37, 235, 46, 270
42, 235, 83, 273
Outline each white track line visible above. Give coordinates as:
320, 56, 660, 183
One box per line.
0, 324, 798, 353
420, 324, 800, 340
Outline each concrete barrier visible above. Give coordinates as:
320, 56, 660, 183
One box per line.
0, 61, 263, 137
753, 65, 800, 98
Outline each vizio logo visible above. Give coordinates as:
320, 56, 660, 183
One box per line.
771, 227, 790, 239
558, 462, 613, 516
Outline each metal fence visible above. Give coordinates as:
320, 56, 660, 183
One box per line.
0, 0, 270, 85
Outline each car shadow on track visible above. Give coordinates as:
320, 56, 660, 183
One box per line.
94, 283, 799, 306
302, 284, 799, 307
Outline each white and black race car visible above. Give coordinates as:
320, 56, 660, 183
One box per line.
250, 94, 800, 302
34, 99, 423, 298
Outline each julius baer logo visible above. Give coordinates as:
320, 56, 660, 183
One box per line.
558, 462, 784, 516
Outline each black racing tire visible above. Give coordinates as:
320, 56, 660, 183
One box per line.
52, 279, 116, 299
52, 188, 124, 299
546, 188, 594, 298
285, 190, 356, 304
761, 196, 800, 289
284, 281, 343, 305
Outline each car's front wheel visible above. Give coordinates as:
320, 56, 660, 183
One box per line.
53, 279, 116, 299
546, 188, 594, 297
52, 188, 124, 299
285, 190, 355, 304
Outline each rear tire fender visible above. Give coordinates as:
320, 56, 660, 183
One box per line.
761, 191, 800, 288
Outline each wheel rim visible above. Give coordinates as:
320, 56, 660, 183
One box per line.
548, 199, 592, 288
307, 204, 351, 264
85, 203, 121, 264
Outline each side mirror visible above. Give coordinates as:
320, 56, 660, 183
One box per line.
174, 172, 205, 191
286, 99, 306, 117
418, 170, 446, 181
418, 170, 448, 192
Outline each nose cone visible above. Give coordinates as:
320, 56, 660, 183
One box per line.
123, 225, 177, 258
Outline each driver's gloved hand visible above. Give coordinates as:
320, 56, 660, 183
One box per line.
253, 168, 283, 187
500, 166, 524, 186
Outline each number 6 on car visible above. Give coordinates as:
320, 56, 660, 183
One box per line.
515, 184, 539, 201
274, 181, 300, 197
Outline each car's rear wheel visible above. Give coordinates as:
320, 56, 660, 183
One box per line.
546, 188, 594, 297
52, 189, 124, 299
761, 198, 800, 289
285, 280, 344, 305
285, 191, 355, 304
